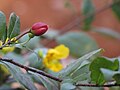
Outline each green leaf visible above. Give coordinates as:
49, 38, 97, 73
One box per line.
0, 11, 7, 42
0, 64, 10, 85
64, 0, 76, 13
4, 52, 25, 64
43, 28, 59, 39
72, 63, 90, 83
27, 52, 44, 69
8, 12, 20, 39
112, 1, 120, 21
61, 83, 76, 90
0, 85, 14, 90
101, 68, 119, 81
19, 34, 41, 49
80, 87, 103, 90
90, 57, 119, 85
56, 32, 98, 58
109, 87, 120, 90
2, 62, 37, 90
113, 74, 120, 84
30, 72, 59, 90
92, 27, 120, 39
82, 0, 95, 30
58, 49, 103, 79
101, 68, 120, 84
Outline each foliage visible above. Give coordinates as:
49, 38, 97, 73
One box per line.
81, 0, 95, 30
0, 0, 120, 89
112, 0, 120, 21
56, 32, 98, 58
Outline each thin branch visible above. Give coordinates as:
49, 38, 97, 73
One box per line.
16, 29, 31, 41
43, 1, 119, 46
76, 83, 120, 87
0, 58, 62, 82
0, 30, 30, 49
1, 58, 120, 87
59, 1, 119, 34
60, 2, 115, 34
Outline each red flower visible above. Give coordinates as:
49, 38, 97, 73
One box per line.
31, 22, 48, 36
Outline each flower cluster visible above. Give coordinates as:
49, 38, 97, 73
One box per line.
42, 45, 69, 72
0, 38, 16, 54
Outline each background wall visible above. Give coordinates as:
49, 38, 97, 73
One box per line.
0, 0, 120, 57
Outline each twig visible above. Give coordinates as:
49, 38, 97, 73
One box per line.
43, 1, 119, 46
0, 58, 62, 82
76, 83, 120, 87
0, 58, 120, 87
0, 30, 30, 49
59, 1, 119, 34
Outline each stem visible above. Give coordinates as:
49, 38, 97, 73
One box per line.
76, 83, 120, 87
43, 1, 120, 46
0, 30, 30, 49
59, 1, 116, 34
20, 37, 31, 46
0, 58, 120, 87
0, 58, 62, 82
16, 30, 31, 41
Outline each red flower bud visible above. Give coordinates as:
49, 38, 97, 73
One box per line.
31, 22, 48, 36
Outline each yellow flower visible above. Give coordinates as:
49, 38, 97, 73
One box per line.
0, 38, 16, 54
2, 46, 15, 54
43, 44, 69, 72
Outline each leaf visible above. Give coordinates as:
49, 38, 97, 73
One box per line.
64, 0, 76, 13
2, 62, 37, 90
56, 32, 98, 58
80, 87, 103, 90
109, 87, 120, 90
4, 52, 25, 64
43, 28, 59, 39
90, 57, 119, 85
61, 83, 76, 90
112, 1, 120, 21
8, 12, 20, 39
0, 11, 7, 42
113, 74, 120, 84
92, 27, 120, 39
27, 53, 43, 69
0, 85, 13, 90
30, 72, 59, 90
82, 0, 95, 30
19, 34, 41, 49
101, 68, 119, 81
0, 64, 10, 85
71, 63, 90, 83
58, 49, 103, 79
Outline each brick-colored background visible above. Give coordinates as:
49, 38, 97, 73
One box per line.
0, 0, 120, 57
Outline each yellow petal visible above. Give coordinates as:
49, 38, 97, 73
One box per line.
47, 49, 60, 60
0, 41, 3, 46
50, 64, 63, 72
43, 44, 69, 72
54, 44, 69, 59
43, 58, 63, 72
2, 47, 15, 54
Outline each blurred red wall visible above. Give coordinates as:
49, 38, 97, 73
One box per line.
0, 0, 120, 57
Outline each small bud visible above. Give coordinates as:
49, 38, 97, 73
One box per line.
38, 50, 44, 58
2, 46, 15, 54
31, 22, 48, 36
28, 33, 34, 38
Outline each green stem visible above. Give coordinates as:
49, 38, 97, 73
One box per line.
0, 30, 30, 49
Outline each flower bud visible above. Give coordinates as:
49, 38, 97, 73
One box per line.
28, 33, 34, 38
31, 22, 48, 36
2, 46, 15, 54
38, 50, 44, 58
